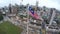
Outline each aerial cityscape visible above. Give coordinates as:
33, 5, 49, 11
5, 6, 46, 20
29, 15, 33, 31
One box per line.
0, 0, 60, 34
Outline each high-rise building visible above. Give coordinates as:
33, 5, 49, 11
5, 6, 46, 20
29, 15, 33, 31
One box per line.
9, 4, 12, 13
11, 6, 18, 14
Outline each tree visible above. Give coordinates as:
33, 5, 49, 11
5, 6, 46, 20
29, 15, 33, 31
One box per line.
0, 15, 3, 21
58, 32, 60, 34
55, 19, 60, 24
42, 16, 49, 24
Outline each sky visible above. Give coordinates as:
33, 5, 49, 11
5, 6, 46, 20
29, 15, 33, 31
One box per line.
0, 0, 60, 10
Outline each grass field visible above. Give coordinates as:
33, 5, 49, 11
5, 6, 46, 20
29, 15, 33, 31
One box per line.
0, 21, 23, 34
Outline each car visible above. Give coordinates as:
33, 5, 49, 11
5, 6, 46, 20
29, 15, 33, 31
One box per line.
48, 26, 54, 29
54, 27, 59, 30
48, 26, 59, 30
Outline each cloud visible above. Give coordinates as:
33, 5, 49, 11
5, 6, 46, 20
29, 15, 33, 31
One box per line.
0, 0, 60, 10
39, 0, 60, 10
0, 0, 11, 7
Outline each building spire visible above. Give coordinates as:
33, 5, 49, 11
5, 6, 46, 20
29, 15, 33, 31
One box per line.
35, 0, 39, 11
36, 0, 39, 7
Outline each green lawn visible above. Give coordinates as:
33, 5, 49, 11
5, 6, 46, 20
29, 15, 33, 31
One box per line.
0, 21, 23, 34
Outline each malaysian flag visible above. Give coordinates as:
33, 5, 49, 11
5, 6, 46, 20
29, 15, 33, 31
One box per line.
29, 6, 40, 19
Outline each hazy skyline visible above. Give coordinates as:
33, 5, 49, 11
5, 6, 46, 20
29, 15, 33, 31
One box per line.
0, 0, 60, 10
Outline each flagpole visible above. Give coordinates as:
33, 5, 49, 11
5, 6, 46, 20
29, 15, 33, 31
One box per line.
27, 4, 29, 34
27, 23, 28, 34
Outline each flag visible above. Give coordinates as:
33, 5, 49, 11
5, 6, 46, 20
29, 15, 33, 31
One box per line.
29, 6, 40, 19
